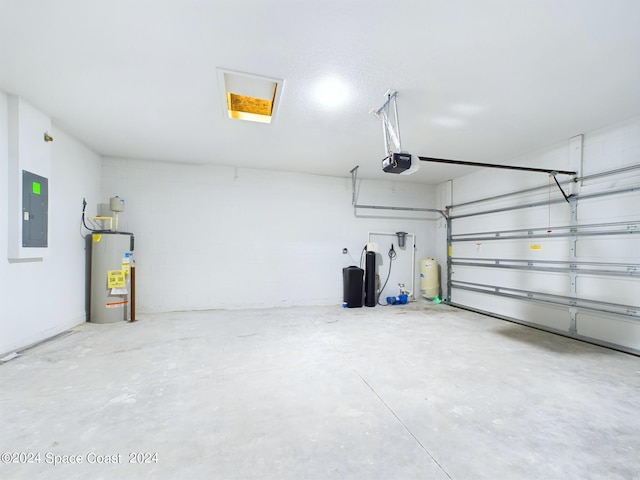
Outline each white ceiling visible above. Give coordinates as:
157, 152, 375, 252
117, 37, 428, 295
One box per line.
1, 0, 639, 184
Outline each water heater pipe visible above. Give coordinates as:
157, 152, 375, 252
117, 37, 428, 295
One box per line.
92, 216, 113, 231
130, 266, 136, 322
368, 231, 416, 300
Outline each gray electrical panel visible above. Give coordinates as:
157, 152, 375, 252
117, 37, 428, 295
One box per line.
22, 170, 48, 247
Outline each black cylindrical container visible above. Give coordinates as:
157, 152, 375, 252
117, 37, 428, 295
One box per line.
364, 251, 376, 307
342, 266, 364, 308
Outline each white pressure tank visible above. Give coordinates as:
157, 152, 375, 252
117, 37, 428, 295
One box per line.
420, 258, 439, 299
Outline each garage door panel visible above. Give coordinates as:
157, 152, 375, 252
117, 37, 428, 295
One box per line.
453, 238, 572, 260
576, 312, 640, 351
576, 236, 640, 263
452, 266, 570, 296
452, 289, 572, 331
453, 207, 571, 235
576, 275, 640, 306
580, 171, 640, 194
577, 191, 639, 223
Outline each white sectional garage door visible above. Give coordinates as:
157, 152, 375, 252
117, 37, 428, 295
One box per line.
447, 164, 640, 355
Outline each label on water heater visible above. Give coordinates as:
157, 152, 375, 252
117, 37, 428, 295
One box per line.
122, 252, 131, 274
105, 300, 128, 309
107, 270, 126, 288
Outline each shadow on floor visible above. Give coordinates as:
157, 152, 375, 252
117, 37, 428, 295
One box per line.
494, 323, 615, 356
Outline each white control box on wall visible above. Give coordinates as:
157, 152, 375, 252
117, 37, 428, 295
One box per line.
7, 95, 52, 260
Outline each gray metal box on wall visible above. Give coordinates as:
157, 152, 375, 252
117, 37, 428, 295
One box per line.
90, 232, 134, 323
22, 170, 48, 247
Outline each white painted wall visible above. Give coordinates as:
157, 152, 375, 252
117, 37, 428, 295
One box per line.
0, 90, 102, 355
101, 157, 439, 312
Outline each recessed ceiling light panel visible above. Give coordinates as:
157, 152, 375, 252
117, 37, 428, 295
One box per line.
217, 69, 284, 124
313, 76, 349, 109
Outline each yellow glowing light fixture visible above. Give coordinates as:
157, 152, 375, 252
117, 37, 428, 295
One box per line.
218, 69, 284, 124
227, 92, 274, 123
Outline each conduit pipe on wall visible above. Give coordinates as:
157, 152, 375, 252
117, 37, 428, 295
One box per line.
355, 204, 446, 217
349, 165, 448, 219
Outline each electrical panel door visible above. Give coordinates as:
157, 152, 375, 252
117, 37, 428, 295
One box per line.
22, 170, 48, 248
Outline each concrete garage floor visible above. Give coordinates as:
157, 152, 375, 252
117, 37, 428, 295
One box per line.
1, 303, 639, 480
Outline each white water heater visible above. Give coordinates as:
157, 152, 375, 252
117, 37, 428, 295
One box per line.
420, 258, 439, 299
90, 232, 134, 323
